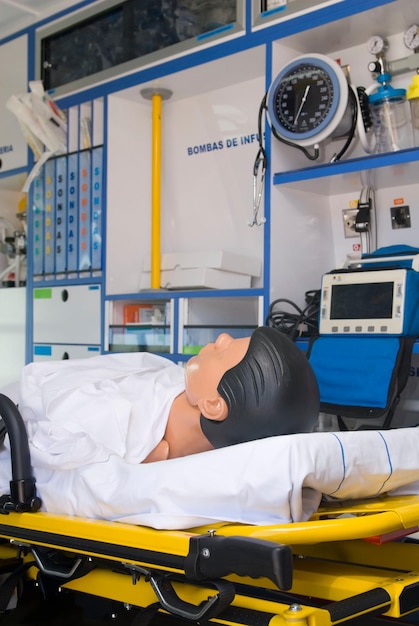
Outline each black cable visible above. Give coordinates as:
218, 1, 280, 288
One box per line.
265, 290, 320, 340
253, 93, 268, 177
330, 86, 358, 162
270, 125, 320, 160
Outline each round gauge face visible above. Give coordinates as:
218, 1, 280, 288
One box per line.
367, 35, 386, 55
267, 54, 348, 146
404, 24, 419, 50
270, 62, 336, 136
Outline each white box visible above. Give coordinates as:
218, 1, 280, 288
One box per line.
140, 267, 252, 290
143, 250, 261, 277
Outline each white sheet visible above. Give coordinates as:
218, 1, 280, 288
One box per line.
0, 427, 419, 529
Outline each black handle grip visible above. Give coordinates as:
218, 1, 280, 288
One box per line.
185, 535, 293, 590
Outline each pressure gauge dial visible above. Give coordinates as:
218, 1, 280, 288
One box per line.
404, 25, 419, 51
267, 53, 349, 147
367, 35, 387, 55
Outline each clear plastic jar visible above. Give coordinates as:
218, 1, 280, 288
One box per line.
368, 82, 413, 153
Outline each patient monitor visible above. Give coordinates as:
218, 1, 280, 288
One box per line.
319, 266, 419, 337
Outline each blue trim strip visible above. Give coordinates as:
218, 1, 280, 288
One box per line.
261, 6, 287, 18
196, 23, 234, 41
245, 0, 252, 33
263, 41, 273, 323
32, 276, 102, 287
27, 25, 35, 82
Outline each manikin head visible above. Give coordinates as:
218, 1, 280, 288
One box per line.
185, 326, 320, 448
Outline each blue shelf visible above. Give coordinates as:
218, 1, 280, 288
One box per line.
273, 147, 419, 187
105, 288, 264, 302
0, 166, 28, 181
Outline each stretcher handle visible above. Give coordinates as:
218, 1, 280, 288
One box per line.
124, 563, 235, 622
185, 534, 293, 590
0, 393, 41, 514
149, 574, 234, 622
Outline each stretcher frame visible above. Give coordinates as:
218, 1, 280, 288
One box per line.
1, 394, 419, 625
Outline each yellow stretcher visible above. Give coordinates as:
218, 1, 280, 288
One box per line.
1, 395, 419, 625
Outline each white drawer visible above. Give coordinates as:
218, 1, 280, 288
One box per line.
33, 284, 101, 344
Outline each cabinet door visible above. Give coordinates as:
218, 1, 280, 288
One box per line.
0, 35, 28, 172
0, 287, 26, 386
33, 284, 101, 344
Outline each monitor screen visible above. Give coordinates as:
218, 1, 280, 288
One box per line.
330, 282, 394, 320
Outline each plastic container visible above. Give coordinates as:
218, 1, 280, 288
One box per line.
368, 76, 413, 153
407, 74, 419, 147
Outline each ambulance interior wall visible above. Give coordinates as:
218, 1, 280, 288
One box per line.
106, 49, 265, 295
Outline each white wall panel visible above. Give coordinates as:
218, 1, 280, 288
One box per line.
0, 35, 28, 172
106, 64, 265, 295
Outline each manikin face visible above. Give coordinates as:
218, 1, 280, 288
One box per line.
142, 333, 251, 463
185, 333, 250, 410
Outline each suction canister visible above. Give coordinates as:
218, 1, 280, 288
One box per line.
368, 74, 413, 152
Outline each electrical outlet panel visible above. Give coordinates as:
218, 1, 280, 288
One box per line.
391, 205, 411, 229
342, 208, 359, 238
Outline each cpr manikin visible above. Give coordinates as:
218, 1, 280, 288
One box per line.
17, 327, 319, 466
146, 326, 319, 461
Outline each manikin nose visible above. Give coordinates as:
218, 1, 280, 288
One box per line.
214, 333, 233, 350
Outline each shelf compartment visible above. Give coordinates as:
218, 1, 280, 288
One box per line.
109, 324, 170, 354
253, 0, 346, 29
110, 298, 170, 326
36, 0, 244, 97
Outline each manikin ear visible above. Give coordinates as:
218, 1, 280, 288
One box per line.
198, 395, 228, 422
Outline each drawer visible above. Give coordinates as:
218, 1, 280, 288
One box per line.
33, 285, 101, 344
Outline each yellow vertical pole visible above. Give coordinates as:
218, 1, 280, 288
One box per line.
140, 87, 172, 290
151, 93, 162, 289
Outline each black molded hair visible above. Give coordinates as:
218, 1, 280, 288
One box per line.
200, 326, 319, 448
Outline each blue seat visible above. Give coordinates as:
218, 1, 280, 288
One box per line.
307, 335, 415, 430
